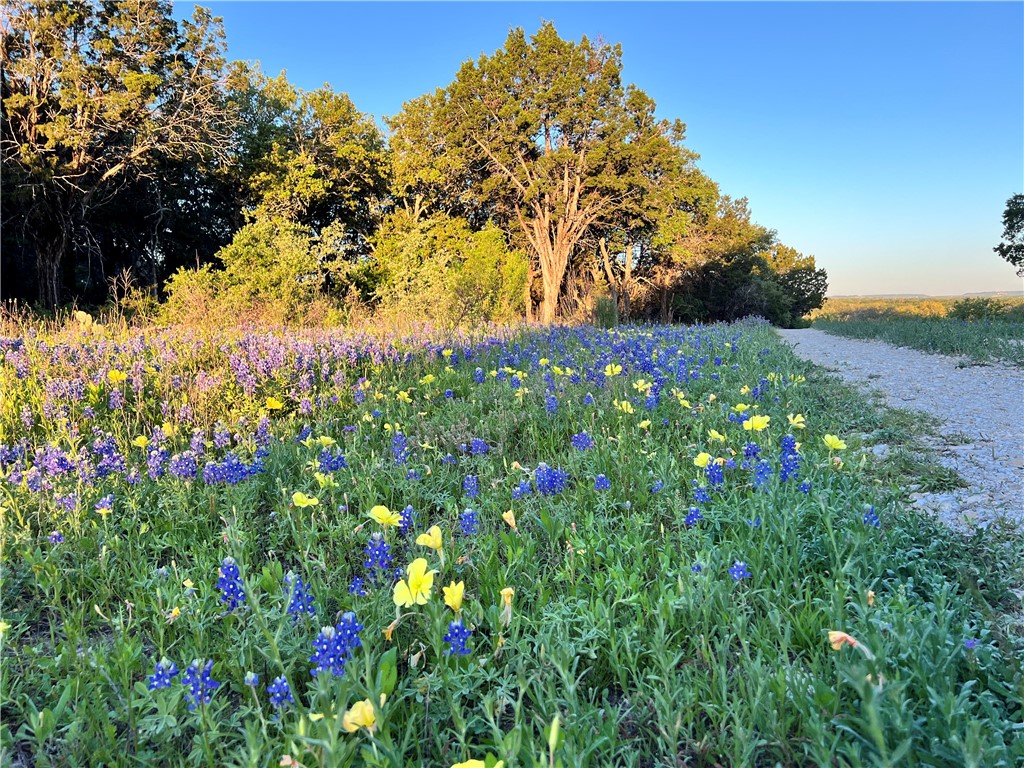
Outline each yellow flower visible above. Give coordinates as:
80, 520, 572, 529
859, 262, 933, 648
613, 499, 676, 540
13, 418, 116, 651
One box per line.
739, 385, 751, 395
132, 435, 150, 449
292, 492, 319, 508
396, 390, 412, 403
499, 587, 514, 627
867, 590, 876, 608
0, 621, 10, 639
604, 363, 622, 377
614, 399, 634, 414
452, 761, 504, 768
539, 358, 549, 366
823, 434, 847, 451
632, 378, 652, 394
416, 525, 442, 551
443, 580, 464, 613
308, 712, 325, 722
393, 558, 436, 607
442, 348, 453, 359
361, 412, 374, 423
419, 374, 436, 385
693, 452, 712, 468
708, 429, 726, 443
742, 415, 770, 432
107, 369, 127, 385
732, 403, 750, 413
828, 630, 859, 651
368, 505, 400, 527
342, 698, 376, 733
787, 413, 806, 430
514, 387, 529, 400
317, 435, 336, 448
266, 396, 284, 411
166, 606, 181, 623
707, 393, 716, 402
501, 587, 514, 607
314, 472, 337, 490
502, 509, 517, 530
638, 419, 651, 430
161, 422, 177, 437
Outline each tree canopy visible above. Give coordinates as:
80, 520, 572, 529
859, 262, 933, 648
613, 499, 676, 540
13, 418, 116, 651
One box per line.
994, 194, 1024, 277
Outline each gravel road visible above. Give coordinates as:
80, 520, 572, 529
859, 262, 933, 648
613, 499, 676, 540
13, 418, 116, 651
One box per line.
776, 329, 1023, 530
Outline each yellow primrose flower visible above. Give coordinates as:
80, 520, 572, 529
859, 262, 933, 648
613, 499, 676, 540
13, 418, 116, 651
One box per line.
132, 435, 149, 449
499, 587, 515, 627
708, 429, 726, 443
166, 606, 181, 623
632, 378, 652, 394
823, 434, 847, 451
502, 509, 517, 530
314, 472, 337, 490
693, 452, 712, 468
374, 392, 385, 401
514, 388, 529, 400
604, 363, 622, 377
292, 492, 319, 508
393, 558, 436, 607
419, 374, 435, 385
368, 505, 401, 527
552, 365, 564, 375
396, 390, 412, 404
442, 349, 453, 359
317, 435, 336, 448
182, 578, 194, 592
107, 369, 127, 385
161, 422, 177, 437
539, 358, 549, 366
443, 580, 464, 613
342, 698, 376, 733
828, 630, 859, 651
416, 525, 442, 551
742, 415, 770, 432
739, 385, 751, 395
732, 403, 750, 413
265, 397, 284, 411
638, 419, 651, 430
707, 393, 716, 402
867, 590, 876, 607
452, 761, 504, 768
787, 413, 806, 430
614, 399, 634, 414
308, 712, 325, 722
0, 621, 10, 639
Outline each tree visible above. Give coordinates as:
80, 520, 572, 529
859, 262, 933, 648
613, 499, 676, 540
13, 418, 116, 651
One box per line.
994, 194, 1024, 276
1, 0, 233, 309
389, 22, 683, 323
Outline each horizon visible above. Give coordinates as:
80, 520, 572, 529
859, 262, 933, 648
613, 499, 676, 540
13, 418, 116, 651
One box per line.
178, 1, 1024, 296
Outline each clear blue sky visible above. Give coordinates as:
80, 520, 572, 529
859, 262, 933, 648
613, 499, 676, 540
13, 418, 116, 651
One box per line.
179, 1, 1024, 296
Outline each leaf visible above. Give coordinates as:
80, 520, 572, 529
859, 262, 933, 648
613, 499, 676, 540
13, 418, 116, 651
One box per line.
377, 647, 397, 697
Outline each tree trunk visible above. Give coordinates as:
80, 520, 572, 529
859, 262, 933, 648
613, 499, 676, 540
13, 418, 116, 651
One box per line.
35, 228, 67, 312
523, 261, 535, 323
622, 240, 632, 321
599, 237, 620, 324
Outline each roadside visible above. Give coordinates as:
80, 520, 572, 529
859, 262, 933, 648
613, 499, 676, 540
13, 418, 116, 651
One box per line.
777, 328, 1023, 531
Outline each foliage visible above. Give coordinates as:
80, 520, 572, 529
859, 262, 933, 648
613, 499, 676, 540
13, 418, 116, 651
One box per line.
0, 321, 1020, 765
994, 193, 1024, 276
373, 211, 527, 327
1, 0, 233, 309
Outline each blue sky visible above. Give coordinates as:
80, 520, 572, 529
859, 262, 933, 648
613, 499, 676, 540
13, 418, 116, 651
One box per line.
179, 1, 1024, 296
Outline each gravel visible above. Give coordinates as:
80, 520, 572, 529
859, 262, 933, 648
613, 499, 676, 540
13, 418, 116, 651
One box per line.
777, 329, 1023, 530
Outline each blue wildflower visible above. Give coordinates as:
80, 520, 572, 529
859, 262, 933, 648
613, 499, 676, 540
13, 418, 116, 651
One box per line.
571, 432, 595, 451
594, 474, 611, 491
691, 563, 702, 573
391, 432, 410, 465
217, 557, 246, 611
444, 389, 455, 399
473, 368, 486, 384
398, 505, 415, 533
650, 480, 664, 493
48, 530, 64, 544
684, 507, 703, 526
309, 612, 363, 677
545, 394, 558, 414
180, 659, 220, 709
729, 561, 752, 582
267, 676, 294, 710
284, 572, 316, 619
863, 507, 881, 527
463, 474, 479, 499
459, 508, 479, 536
363, 533, 393, 581
244, 671, 259, 687
470, 438, 488, 456
535, 463, 568, 496
348, 577, 368, 597
511, 478, 533, 499
147, 658, 178, 690
798, 481, 812, 494
443, 619, 473, 656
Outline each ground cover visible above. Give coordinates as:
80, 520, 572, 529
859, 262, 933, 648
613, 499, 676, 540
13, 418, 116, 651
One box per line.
1, 320, 1021, 767
812, 317, 1024, 366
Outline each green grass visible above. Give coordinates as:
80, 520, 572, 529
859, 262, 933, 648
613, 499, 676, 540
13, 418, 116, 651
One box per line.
813, 316, 1024, 366
0, 321, 1021, 767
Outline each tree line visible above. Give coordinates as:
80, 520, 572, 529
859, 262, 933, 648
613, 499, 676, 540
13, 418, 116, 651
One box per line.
2, 0, 828, 326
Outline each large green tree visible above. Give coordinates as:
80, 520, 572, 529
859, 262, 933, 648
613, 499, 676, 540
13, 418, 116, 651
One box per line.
994, 194, 1024, 276
389, 22, 684, 323
1, 0, 232, 309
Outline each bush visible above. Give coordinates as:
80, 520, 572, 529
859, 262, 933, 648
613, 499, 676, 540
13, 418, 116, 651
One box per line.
949, 297, 1008, 321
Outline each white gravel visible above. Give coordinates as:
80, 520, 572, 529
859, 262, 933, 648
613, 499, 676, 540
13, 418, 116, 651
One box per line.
776, 329, 1023, 530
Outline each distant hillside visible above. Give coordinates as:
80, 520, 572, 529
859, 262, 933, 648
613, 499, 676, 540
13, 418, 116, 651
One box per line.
830, 291, 1023, 299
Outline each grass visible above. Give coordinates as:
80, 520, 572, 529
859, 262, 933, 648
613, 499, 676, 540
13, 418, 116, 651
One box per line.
1, 319, 1021, 767
812, 316, 1024, 366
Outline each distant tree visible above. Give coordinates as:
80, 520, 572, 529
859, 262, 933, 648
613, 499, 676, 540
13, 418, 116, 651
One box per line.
994, 194, 1024, 276
1, 0, 233, 309
389, 22, 683, 323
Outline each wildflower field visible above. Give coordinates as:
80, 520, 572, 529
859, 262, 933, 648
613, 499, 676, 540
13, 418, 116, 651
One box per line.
0, 319, 1021, 767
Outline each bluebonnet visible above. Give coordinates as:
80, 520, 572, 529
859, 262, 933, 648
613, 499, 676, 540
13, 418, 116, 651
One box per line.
180, 659, 220, 709
863, 507, 881, 527
48, 530, 64, 544
545, 394, 559, 414
511, 478, 533, 499
706, 462, 725, 488
650, 480, 664, 493
729, 561, 752, 581
294, 425, 313, 444
571, 432, 595, 451
284, 572, 316, 619
473, 368, 486, 384
459, 508, 479, 536
310, 612, 363, 677
509, 374, 521, 390
363, 533, 393, 581
444, 389, 455, 399
685, 507, 703, 526
691, 563, 702, 573
692, 483, 712, 504
168, 451, 198, 480
798, 481, 812, 494
963, 638, 978, 650
743, 442, 761, 459
317, 448, 347, 471
267, 676, 294, 710
780, 452, 801, 483
443, 619, 473, 656
753, 460, 773, 489
406, 469, 420, 481
147, 658, 179, 690
213, 423, 232, 449
748, 516, 762, 528
535, 463, 568, 496
462, 474, 479, 499
470, 438, 488, 456
244, 671, 259, 687
398, 505, 415, 533
582, 393, 594, 406
202, 452, 262, 485
95, 494, 114, 513
217, 557, 246, 611
391, 433, 410, 465
348, 577, 368, 597
594, 474, 611, 491
441, 453, 457, 465
146, 447, 169, 480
